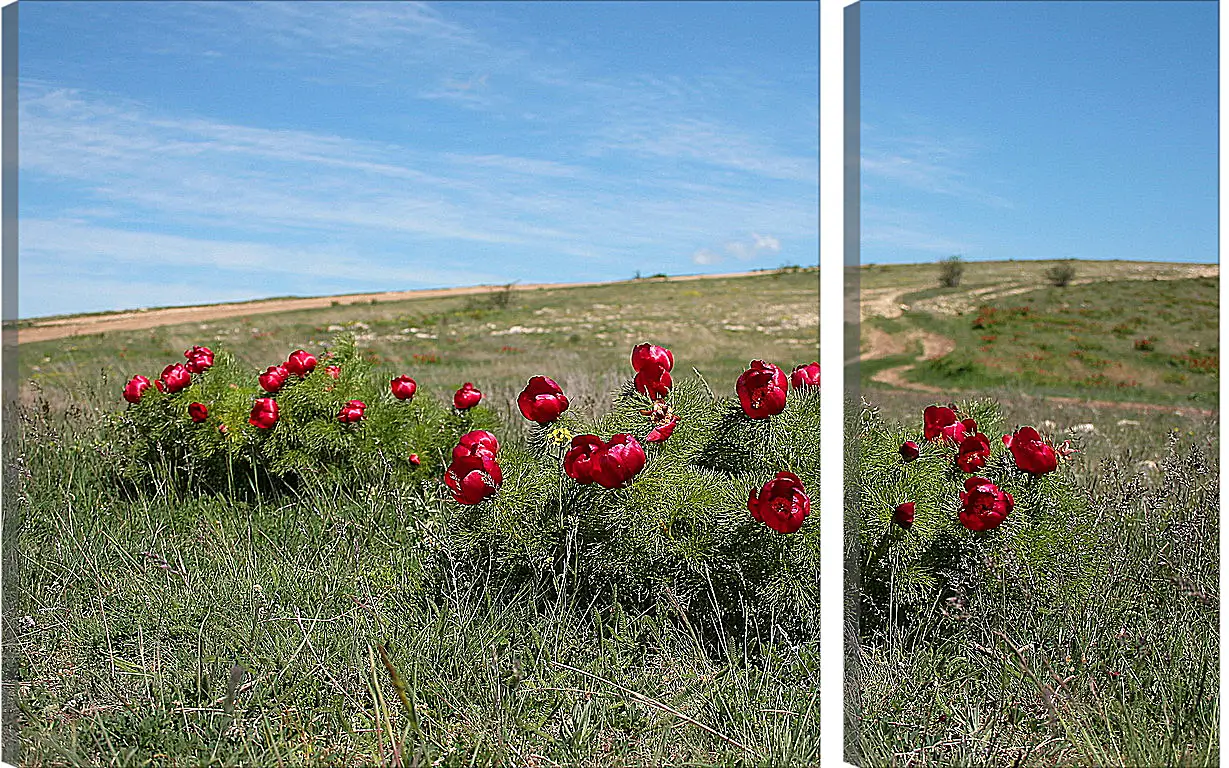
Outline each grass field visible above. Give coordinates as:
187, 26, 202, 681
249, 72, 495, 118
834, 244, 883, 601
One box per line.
852, 259, 1219, 767
10, 269, 822, 766
8, 260, 1220, 766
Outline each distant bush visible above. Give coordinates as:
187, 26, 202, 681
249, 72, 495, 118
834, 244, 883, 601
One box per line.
1134, 337, 1155, 351
938, 255, 964, 287
1045, 260, 1078, 287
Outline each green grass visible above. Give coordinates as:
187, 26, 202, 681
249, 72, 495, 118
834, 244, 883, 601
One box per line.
849, 412, 1218, 767
857, 261, 1217, 407
12, 271, 821, 766
905, 278, 1218, 405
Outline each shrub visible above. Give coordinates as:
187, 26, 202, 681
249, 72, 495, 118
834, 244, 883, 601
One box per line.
938, 255, 964, 287
1134, 337, 1155, 351
1045, 259, 1078, 287
848, 398, 1094, 638
113, 333, 823, 640
450, 375, 821, 636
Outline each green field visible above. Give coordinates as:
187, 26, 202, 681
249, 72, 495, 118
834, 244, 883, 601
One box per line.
852, 260, 1218, 766
858, 259, 1218, 408
9, 261, 1220, 766
10, 269, 822, 767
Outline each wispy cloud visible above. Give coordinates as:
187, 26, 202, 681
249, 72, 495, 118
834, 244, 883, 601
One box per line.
20, 3, 817, 317
860, 204, 973, 256
860, 128, 1010, 208
691, 233, 783, 265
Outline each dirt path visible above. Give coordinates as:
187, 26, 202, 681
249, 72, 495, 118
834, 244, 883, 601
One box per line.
858, 264, 1219, 417
19, 271, 766, 344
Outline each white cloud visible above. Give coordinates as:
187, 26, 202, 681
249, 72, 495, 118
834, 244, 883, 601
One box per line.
692, 233, 784, 266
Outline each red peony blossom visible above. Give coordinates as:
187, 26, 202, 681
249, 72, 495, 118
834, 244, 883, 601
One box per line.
188, 402, 208, 423
249, 397, 279, 430
736, 360, 788, 419
959, 477, 1014, 532
259, 364, 290, 393
453, 382, 482, 410
390, 375, 417, 401
631, 343, 674, 375
790, 362, 821, 389
123, 375, 153, 404
645, 416, 678, 443
563, 434, 605, 485
634, 368, 673, 400
445, 453, 502, 505
899, 440, 921, 462
1003, 426, 1059, 475
955, 432, 992, 473
183, 345, 214, 374
893, 502, 915, 529
326, 365, 341, 379
748, 471, 811, 534
285, 349, 317, 377
593, 434, 646, 489
452, 429, 500, 462
517, 375, 570, 425
160, 363, 193, 394
923, 405, 976, 443
338, 400, 366, 424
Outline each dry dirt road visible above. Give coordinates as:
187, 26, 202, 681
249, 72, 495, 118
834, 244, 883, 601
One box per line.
858, 264, 1219, 417
19, 271, 768, 345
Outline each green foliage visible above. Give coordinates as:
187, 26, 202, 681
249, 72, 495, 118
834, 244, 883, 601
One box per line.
449, 375, 821, 638
1045, 259, 1078, 287
114, 333, 500, 493
850, 398, 1094, 637
938, 255, 965, 287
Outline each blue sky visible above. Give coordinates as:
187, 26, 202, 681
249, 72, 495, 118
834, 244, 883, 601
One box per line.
859, 1, 1217, 266
18, 1, 819, 318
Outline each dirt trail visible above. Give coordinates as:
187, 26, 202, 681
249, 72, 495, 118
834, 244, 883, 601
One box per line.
19, 271, 766, 344
858, 264, 1219, 416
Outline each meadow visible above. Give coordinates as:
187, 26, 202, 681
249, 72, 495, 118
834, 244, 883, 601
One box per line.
851, 260, 1219, 767
10, 269, 822, 767
8, 260, 1220, 767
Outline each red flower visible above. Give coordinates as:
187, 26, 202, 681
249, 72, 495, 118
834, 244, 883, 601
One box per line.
645, 416, 678, 443
188, 402, 208, 423
285, 349, 317, 377
259, 364, 290, 393
338, 400, 366, 424
893, 502, 915, 529
1003, 427, 1059, 475
563, 434, 605, 485
517, 375, 569, 425
183, 345, 214, 374
123, 375, 152, 404
899, 440, 920, 462
748, 471, 811, 534
923, 406, 976, 443
790, 362, 821, 388
326, 366, 341, 379
390, 375, 417, 401
159, 363, 193, 394
736, 360, 788, 419
453, 382, 482, 410
631, 343, 674, 376
409, 453, 421, 466
959, 477, 1013, 532
955, 432, 992, 473
593, 434, 646, 489
452, 429, 500, 462
634, 368, 673, 400
249, 397, 279, 430
445, 453, 502, 505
